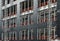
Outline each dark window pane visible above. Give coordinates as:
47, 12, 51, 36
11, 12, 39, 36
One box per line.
41, 0, 44, 3
7, 0, 10, 4
2, 0, 5, 6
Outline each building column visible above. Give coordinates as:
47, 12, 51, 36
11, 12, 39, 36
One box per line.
4, 20, 8, 41
47, 0, 53, 41
33, 0, 38, 40
16, 1, 21, 40
16, 0, 21, 27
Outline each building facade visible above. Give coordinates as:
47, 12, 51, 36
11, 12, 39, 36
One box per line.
56, 0, 60, 38
0, 0, 57, 41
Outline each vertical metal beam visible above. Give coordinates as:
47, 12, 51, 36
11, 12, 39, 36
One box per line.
16, 0, 21, 29
47, 0, 52, 41
4, 0, 8, 41
4, 20, 7, 41
33, 0, 38, 24
33, 0, 38, 40
16, 0, 21, 40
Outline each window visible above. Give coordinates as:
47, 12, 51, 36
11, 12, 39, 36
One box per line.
25, 30, 28, 40
24, 15, 28, 25
10, 19, 13, 28
2, 5, 17, 18
11, 6, 14, 15
7, 8, 10, 16
7, 32, 9, 40
25, 1, 28, 9
20, 14, 34, 26
7, 19, 9, 28
13, 18, 16, 27
38, 0, 48, 7
40, 12, 44, 23
0, 33, 2, 40
7, 18, 16, 28
51, 9, 56, 21
37, 28, 48, 40
9, 32, 12, 40
45, 0, 48, 1
38, 0, 41, 7
7, 5, 17, 16
51, 0, 57, 3
19, 31, 22, 40
29, 0, 33, 10
20, 15, 28, 26
11, 5, 17, 15
20, 29, 33, 40
2, 10, 5, 18
7, 32, 11, 40
14, 32, 17, 40
29, 14, 34, 24
41, 0, 44, 3
14, 5, 17, 15
13, 0, 16, 1
10, 32, 17, 40
2, 0, 5, 6
22, 2, 24, 10
22, 31, 24, 40
7, 0, 10, 4
38, 10, 48, 23
20, 0, 33, 13
44, 0, 48, 5
20, 17, 24, 26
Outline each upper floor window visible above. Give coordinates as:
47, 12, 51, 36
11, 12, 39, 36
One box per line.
41, 0, 44, 3
2, 21, 5, 29
51, 0, 57, 3
7, 18, 16, 28
38, 11, 48, 23
20, 14, 34, 26
11, 5, 17, 15
7, 0, 10, 4
20, 15, 28, 26
2, 10, 5, 18
7, 7, 10, 16
2, 0, 5, 6
20, 0, 33, 13
7, 32, 17, 40
13, 0, 16, 1
3, 5, 17, 18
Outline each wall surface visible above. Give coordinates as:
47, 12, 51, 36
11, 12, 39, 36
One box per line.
56, 0, 60, 37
